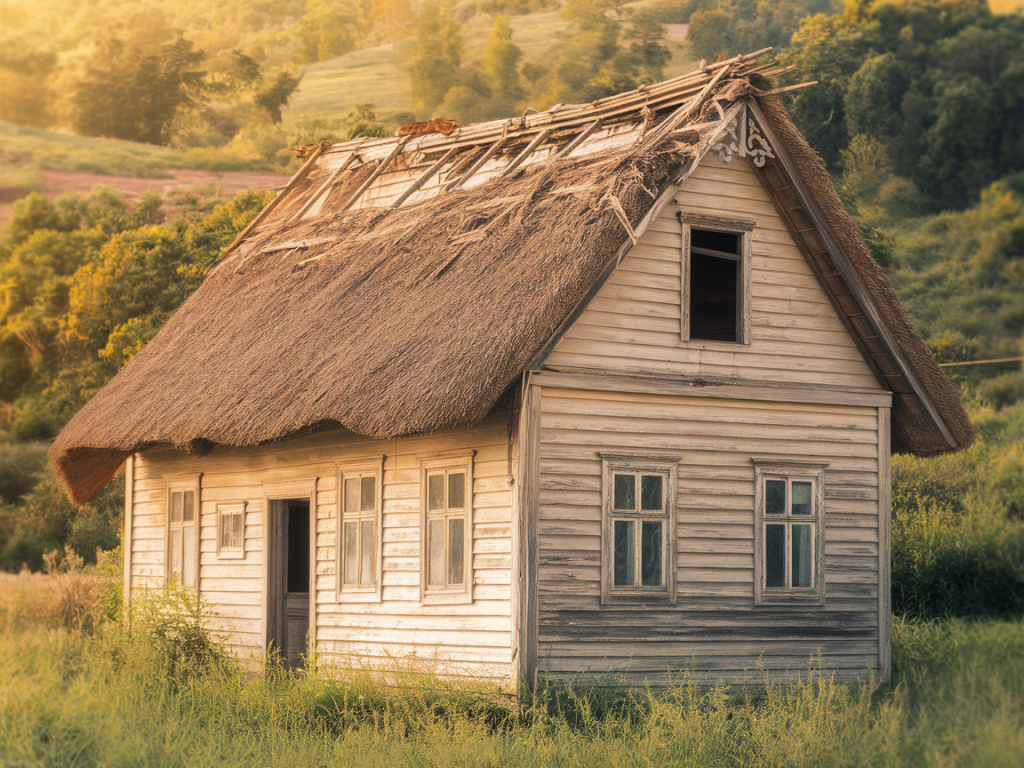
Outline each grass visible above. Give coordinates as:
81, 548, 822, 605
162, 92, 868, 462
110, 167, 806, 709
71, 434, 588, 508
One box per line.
2, 572, 1023, 767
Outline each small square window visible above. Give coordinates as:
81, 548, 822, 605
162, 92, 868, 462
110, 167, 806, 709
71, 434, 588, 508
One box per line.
217, 502, 246, 559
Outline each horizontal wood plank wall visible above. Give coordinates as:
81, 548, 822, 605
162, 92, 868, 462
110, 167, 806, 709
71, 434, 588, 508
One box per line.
536, 387, 881, 686
131, 413, 515, 680
544, 153, 883, 391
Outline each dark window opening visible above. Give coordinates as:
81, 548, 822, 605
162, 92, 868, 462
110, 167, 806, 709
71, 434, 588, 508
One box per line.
287, 501, 310, 593
689, 228, 742, 342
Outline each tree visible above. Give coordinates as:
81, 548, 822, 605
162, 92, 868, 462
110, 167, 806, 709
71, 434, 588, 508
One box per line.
72, 36, 207, 145
408, 1, 464, 117
255, 72, 303, 123
481, 16, 525, 116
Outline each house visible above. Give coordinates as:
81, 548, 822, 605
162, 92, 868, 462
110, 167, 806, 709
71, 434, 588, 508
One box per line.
50, 51, 972, 688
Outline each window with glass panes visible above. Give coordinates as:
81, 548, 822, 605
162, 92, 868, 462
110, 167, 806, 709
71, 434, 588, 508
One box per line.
337, 458, 384, 601
753, 462, 826, 605
421, 454, 473, 603
601, 455, 678, 604
166, 481, 199, 587
217, 502, 246, 558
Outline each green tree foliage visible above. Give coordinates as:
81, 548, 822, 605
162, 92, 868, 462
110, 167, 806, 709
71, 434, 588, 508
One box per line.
787, 0, 1024, 210
255, 72, 304, 123
72, 36, 208, 144
686, 0, 837, 63
887, 179, 1024, 365
0, 187, 271, 441
523, 1, 671, 110
0, 185, 269, 570
408, 1, 466, 117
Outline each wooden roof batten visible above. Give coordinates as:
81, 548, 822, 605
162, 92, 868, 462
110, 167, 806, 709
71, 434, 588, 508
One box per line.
226, 49, 776, 240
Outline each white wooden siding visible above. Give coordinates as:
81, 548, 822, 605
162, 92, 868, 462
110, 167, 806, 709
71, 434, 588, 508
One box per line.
536, 387, 881, 685
545, 152, 883, 391
131, 412, 514, 680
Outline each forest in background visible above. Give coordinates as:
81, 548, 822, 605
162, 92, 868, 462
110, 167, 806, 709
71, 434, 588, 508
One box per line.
0, 0, 1023, 618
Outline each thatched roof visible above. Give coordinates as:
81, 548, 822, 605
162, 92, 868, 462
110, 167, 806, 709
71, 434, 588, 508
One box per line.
51, 51, 972, 503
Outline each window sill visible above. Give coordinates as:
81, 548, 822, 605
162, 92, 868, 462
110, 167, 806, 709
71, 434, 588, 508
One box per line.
601, 590, 677, 606
678, 338, 749, 350
421, 589, 473, 606
755, 590, 825, 607
338, 589, 382, 604
217, 549, 245, 560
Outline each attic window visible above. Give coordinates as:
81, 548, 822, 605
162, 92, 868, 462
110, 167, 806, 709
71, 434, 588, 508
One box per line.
680, 219, 752, 344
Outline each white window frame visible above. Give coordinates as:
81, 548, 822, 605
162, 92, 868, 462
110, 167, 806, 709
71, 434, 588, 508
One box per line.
679, 212, 754, 346
600, 452, 679, 605
336, 456, 385, 603
420, 451, 475, 605
165, 473, 201, 588
753, 459, 828, 606
216, 502, 247, 560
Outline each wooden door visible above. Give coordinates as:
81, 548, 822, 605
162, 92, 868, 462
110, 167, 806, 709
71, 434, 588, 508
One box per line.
269, 499, 311, 669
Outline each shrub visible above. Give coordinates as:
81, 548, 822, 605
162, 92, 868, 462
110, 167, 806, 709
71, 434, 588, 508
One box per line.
0, 440, 48, 504
127, 578, 227, 681
977, 370, 1024, 409
42, 545, 116, 633
892, 495, 1024, 619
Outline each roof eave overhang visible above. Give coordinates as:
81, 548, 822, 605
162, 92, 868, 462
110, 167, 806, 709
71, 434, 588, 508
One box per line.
744, 99, 958, 452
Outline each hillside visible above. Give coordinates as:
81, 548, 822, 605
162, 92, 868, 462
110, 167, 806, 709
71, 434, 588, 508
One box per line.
287, 10, 697, 120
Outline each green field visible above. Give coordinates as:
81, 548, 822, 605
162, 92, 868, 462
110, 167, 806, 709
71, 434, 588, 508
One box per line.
2, 571, 1023, 768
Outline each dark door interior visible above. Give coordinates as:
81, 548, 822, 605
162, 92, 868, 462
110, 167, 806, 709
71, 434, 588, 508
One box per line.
270, 499, 310, 669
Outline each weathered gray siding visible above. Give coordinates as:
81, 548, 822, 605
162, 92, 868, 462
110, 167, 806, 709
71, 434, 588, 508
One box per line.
534, 385, 883, 685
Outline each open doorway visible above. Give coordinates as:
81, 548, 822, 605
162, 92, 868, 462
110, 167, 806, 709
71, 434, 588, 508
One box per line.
267, 498, 311, 669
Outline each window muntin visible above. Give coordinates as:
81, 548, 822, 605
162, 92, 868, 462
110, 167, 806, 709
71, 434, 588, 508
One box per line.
166, 476, 200, 587
217, 502, 246, 559
601, 455, 678, 604
420, 453, 474, 603
337, 458, 385, 601
679, 216, 753, 345
754, 462, 827, 605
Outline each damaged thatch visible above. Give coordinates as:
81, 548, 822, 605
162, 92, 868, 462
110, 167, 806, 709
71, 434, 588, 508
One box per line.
51, 146, 683, 503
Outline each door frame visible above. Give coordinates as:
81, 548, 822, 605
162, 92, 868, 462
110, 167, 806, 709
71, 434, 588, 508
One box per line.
261, 479, 317, 663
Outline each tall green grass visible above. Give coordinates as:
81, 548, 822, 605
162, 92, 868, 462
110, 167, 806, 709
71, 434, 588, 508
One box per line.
2, 575, 1023, 767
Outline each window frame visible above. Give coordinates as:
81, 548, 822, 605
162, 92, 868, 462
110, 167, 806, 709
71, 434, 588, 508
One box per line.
679, 212, 754, 346
600, 452, 680, 605
419, 451, 475, 605
336, 456, 385, 603
752, 460, 828, 606
216, 502, 247, 560
165, 473, 201, 588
